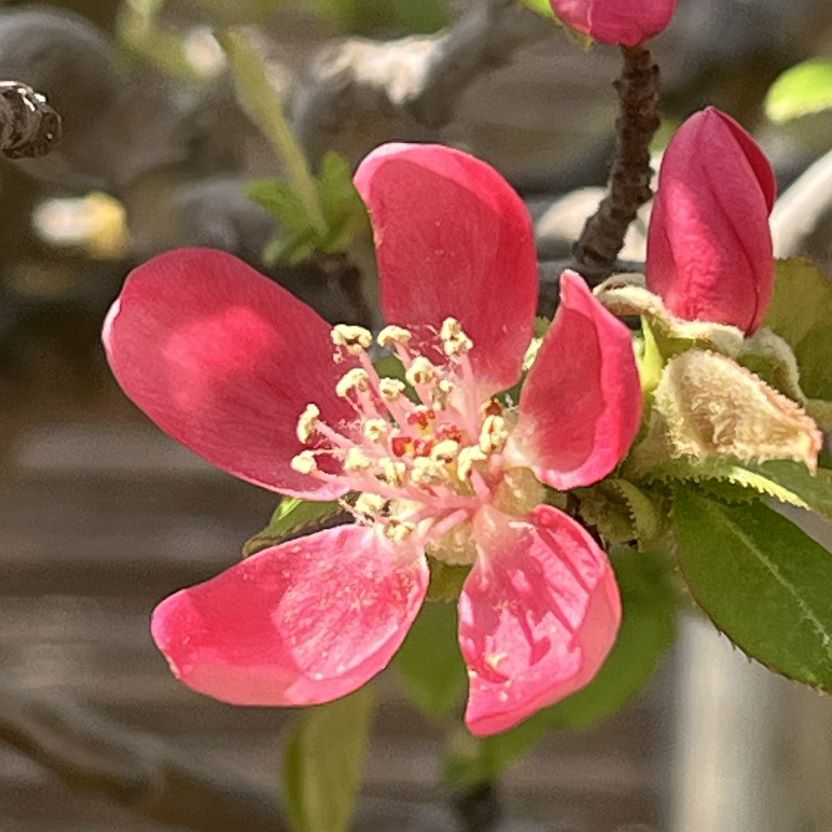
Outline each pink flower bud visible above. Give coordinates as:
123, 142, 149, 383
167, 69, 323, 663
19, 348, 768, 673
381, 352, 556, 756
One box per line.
549, 0, 676, 46
646, 107, 777, 334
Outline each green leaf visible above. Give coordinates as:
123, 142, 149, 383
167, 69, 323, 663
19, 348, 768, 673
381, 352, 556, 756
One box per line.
645, 458, 832, 518
242, 497, 344, 557
222, 29, 327, 235
444, 546, 676, 788
246, 179, 312, 232
394, 601, 466, 719
316, 150, 371, 253
517, 0, 554, 17
765, 59, 832, 123
674, 492, 832, 690
765, 259, 832, 402
282, 687, 374, 832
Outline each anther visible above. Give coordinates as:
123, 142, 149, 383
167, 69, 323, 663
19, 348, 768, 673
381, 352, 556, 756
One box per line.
354, 492, 387, 516
335, 368, 370, 398
457, 446, 487, 480
331, 324, 373, 355
363, 418, 389, 442
344, 448, 372, 472
379, 378, 406, 401
290, 450, 318, 475
377, 325, 413, 350
479, 414, 508, 453
411, 457, 445, 484
440, 317, 473, 356
379, 458, 406, 486
296, 404, 320, 443
384, 518, 415, 543
431, 439, 460, 464
406, 356, 438, 387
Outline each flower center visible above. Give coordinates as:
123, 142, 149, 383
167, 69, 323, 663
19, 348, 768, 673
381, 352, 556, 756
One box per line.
291, 319, 539, 563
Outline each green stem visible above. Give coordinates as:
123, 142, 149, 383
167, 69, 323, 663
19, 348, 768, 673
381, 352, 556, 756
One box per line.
221, 29, 327, 236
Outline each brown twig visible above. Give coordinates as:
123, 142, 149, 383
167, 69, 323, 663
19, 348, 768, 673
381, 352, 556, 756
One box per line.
573, 44, 660, 283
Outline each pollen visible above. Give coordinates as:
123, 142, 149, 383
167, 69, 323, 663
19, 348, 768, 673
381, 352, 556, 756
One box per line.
363, 418, 389, 442
479, 414, 508, 453
440, 317, 473, 356
355, 492, 387, 516
344, 447, 372, 471
331, 324, 372, 354
377, 325, 413, 349
430, 439, 460, 464
384, 518, 415, 543
379, 378, 406, 401
406, 356, 438, 387
296, 403, 320, 443
336, 368, 371, 398
290, 450, 318, 475
457, 446, 486, 480
379, 458, 406, 486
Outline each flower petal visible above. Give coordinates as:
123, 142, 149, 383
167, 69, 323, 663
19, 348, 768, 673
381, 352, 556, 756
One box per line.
550, 0, 676, 47
507, 271, 642, 490
151, 524, 429, 706
103, 248, 355, 498
460, 505, 621, 736
646, 108, 776, 334
354, 143, 538, 395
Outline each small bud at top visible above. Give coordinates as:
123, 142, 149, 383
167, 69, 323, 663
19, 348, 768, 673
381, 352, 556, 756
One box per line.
377, 325, 413, 349
331, 324, 373, 354
296, 403, 320, 443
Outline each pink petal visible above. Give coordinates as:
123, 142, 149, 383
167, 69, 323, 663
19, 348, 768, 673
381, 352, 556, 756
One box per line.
507, 271, 642, 491
103, 248, 355, 498
354, 143, 538, 396
646, 108, 776, 334
550, 0, 676, 46
151, 524, 429, 706
460, 505, 621, 736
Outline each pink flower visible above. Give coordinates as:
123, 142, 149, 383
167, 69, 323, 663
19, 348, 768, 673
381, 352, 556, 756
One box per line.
103, 143, 643, 736
549, 0, 676, 46
647, 107, 777, 334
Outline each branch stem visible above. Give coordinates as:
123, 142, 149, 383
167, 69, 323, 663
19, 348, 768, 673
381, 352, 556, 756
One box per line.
573, 44, 660, 282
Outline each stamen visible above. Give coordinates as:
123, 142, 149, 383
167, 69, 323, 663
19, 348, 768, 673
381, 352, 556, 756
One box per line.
377, 325, 413, 350
344, 447, 372, 472
331, 324, 372, 355
363, 418, 390, 442
384, 518, 415, 543
457, 446, 486, 480
440, 317, 473, 357
335, 368, 371, 398
479, 414, 508, 453
411, 456, 446, 485
296, 403, 320, 443
379, 458, 406, 486
354, 492, 387, 516
379, 378, 406, 402
406, 356, 438, 388
290, 450, 318, 475
431, 439, 460, 464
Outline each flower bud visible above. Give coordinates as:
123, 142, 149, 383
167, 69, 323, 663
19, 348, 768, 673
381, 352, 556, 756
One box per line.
646, 107, 777, 334
549, 0, 676, 46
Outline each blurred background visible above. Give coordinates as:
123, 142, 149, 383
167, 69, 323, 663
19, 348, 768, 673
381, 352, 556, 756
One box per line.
1, 0, 831, 830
